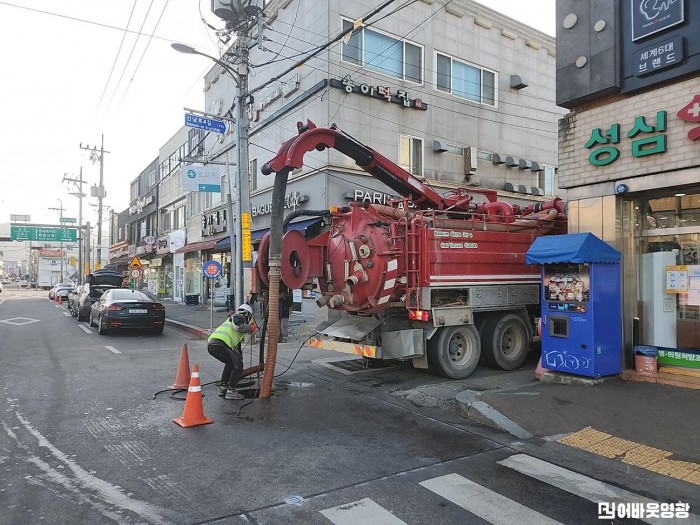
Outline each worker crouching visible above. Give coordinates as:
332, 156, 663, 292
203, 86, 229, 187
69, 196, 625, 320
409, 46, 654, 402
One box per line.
208, 303, 256, 400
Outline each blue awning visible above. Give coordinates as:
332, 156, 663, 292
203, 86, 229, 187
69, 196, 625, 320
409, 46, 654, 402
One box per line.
214, 218, 322, 251
251, 217, 323, 241
525, 233, 621, 264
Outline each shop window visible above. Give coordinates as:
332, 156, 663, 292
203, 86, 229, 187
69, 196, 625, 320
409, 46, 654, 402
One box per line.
436, 52, 497, 107
635, 190, 700, 352
341, 19, 423, 84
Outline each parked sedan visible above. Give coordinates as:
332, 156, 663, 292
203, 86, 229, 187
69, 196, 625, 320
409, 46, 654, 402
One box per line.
89, 289, 165, 335
49, 283, 74, 301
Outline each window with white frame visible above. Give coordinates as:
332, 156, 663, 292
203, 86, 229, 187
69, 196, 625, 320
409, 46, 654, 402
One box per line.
399, 135, 423, 178
540, 165, 555, 195
436, 52, 496, 106
341, 19, 423, 84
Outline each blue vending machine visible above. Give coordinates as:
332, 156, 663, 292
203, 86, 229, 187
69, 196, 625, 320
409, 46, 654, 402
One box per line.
526, 233, 622, 378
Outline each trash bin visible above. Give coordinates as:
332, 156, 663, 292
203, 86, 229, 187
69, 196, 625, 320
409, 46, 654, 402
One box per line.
634, 346, 657, 375
185, 294, 199, 306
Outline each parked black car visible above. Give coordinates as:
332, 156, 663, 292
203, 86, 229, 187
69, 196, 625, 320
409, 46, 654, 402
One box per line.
76, 269, 124, 322
67, 284, 84, 316
89, 288, 165, 335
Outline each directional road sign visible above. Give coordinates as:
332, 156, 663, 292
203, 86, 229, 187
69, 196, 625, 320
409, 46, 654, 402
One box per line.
182, 164, 222, 193
10, 226, 77, 242
185, 113, 226, 134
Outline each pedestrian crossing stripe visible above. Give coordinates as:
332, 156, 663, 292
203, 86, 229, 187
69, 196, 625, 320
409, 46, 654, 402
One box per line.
420, 473, 563, 525
319, 454, 699, 525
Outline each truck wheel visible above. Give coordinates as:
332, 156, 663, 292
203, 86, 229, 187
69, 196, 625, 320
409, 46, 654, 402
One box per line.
481, 312, 531, 371
428, 325, 481, 379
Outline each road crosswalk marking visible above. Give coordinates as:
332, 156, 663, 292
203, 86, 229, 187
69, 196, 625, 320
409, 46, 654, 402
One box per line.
320, 497, 408, 525
316, 454, 697, 525
499, 454, 699, 525
420, 473, 563, 525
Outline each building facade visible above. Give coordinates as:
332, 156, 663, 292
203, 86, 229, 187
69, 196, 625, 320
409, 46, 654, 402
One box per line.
195, 0, 565, 313
556, 0, 700, 369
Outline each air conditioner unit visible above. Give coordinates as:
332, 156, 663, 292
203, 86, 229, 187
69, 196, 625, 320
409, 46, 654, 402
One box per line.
463, 146, 477, 174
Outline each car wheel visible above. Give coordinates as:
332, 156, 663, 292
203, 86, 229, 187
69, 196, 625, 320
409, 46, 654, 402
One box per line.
77, 308, 87, 322
153, 326, 164, 335
480, 312, 531, 371
427, 325, 481, 379
98, 316, 109, 335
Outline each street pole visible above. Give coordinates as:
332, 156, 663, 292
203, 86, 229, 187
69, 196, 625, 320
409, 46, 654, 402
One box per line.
80, 135, 109, 270
234, 33, 252, 310
224, 150, 236, 309
49, 200, 65, 283
64, 167, 86, 283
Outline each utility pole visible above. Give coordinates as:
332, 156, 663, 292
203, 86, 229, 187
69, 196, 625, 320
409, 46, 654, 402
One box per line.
64, 167, 86, 283
48, 200, 65, 282
80, 135, 109, 270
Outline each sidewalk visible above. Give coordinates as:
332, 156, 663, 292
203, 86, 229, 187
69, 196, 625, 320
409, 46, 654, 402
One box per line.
163, 301, 700, 485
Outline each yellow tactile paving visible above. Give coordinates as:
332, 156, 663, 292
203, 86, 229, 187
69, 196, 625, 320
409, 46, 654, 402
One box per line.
584, 436, 639, 459
558, 427, 700, 486
682, 470, 700, 485
558, 427, 612, 448
621, 445, 673, 468
645, 459, 700, 479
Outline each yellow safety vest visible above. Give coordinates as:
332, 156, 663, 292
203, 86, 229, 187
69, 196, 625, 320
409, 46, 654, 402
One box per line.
208, 318, 245, 348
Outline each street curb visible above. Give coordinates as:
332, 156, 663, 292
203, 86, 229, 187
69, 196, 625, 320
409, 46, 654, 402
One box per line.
165, 318, 210, 340
454, 390, 533, 440
539, 371, 610, 386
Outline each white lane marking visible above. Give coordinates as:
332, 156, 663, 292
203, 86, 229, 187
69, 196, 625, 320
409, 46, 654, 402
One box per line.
420, 473, 563, 525
0, 298, 5, 305
105, 346, 121, 354
63, 311, 71, 317
498, 454, 699, 525
320, 498, 408, 525
2, 412, 171, 524
78, 325, 92, 334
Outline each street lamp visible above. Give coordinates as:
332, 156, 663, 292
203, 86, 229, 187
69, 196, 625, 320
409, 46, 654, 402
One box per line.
172, 42, 250, 311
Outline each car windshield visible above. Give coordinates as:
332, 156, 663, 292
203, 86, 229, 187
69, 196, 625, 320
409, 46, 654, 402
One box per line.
111, 290, 154, 302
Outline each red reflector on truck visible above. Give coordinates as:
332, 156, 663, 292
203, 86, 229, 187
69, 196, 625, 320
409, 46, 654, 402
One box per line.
408, 309, 430, 321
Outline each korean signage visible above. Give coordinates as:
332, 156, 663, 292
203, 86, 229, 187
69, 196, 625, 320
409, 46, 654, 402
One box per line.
330, 75, 428, 111
677, 95, 700, 140
634, 35, 682, 76
182, 164, 222, 192
585, 111, 667, 166
10, 226, 77, 242
631, 0, 684, 41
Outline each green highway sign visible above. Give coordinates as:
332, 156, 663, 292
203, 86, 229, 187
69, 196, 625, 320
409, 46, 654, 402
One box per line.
10, 226, 77, 242
60, 217, 77, 223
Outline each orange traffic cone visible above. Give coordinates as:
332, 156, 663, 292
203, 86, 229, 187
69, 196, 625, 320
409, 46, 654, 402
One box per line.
173, 364, 213, 428
169, 343, 191, 389
535, 356, 549, 380
57, 296, 63, 305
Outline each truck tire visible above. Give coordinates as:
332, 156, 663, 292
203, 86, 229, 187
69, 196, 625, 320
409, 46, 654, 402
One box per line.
480, 312, 531, 371
428, 325, 481, 379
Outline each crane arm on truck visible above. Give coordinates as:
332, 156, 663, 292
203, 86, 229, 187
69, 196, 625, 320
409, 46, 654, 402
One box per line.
262, 120, 474, 211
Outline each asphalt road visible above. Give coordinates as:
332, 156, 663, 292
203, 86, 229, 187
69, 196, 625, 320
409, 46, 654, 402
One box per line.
1, 290, 695, 524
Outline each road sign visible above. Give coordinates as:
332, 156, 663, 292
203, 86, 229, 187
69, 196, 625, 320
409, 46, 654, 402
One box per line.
10, 214, 30, 222
202, 260, 222, 279
60, 217, 77, 224
185, 113, 226, 134
10, 226, 77, 242
182, 164, 222, 193
128, 256, 143, 270
130, 269, 142, 279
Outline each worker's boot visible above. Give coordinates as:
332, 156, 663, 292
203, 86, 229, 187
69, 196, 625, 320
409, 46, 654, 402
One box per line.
225, 388, 245, 400
218, 382, 228, 397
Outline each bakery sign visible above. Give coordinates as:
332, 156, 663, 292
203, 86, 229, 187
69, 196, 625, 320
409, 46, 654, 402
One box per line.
330, 75, 428, 110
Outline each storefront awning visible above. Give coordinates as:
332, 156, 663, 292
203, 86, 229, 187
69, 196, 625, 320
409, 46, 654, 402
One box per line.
526, 233, 621, 265
175, 239, 217, 254
251, 218, 323, 241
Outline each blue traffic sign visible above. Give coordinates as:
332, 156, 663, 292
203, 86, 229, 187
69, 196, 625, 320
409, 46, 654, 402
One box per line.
185, 113, 226, 134
203, 260, 223, 279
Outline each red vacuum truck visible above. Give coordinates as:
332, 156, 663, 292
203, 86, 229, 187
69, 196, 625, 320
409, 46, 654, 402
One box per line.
256, 121, 567, 379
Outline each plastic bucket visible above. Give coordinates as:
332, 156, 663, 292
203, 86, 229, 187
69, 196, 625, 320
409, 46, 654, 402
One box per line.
634, 354, 657, 375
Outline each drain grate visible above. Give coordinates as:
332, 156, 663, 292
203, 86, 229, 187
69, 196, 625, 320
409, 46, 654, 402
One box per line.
325, 358, 399, 372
